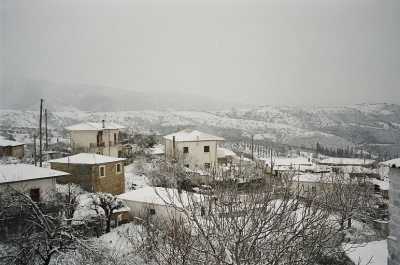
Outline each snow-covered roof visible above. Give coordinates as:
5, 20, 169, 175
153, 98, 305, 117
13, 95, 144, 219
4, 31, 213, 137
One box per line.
217, 147, 237, 158
66, 122, 124, 131
381, 158, 400, 168
163, 129, 224, 142
0, 139, 24, 147
262, 156, 312, 167
369, 178, 389, 191
117, 186, 200, 207
294, 173, 331, 183
0, 164, 69, 184
48, 153, 126, 165
319, 157, 375, 166
148, 144, 165, 155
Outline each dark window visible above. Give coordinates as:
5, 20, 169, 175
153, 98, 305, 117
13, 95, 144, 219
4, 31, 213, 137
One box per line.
204, 146, 210, 153
99, 166, 105, 177
97, 131, 104, 147
149, 208, 156, 215
118, 150, 123, 158
30, 188, 40, 202
116, 163, 122, 173
183, 147, 189, 153
114, 133, 117, 144
204, 163, 211, 169
311, 186, 317, 193
184, 164, 190, 168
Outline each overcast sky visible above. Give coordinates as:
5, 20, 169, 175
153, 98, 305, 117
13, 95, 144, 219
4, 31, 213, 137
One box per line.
1, 0, 399, 106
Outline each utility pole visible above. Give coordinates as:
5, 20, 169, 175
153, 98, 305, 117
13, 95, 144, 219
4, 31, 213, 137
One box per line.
33, 134, 37, 166
45, 108, 48, 151
251, 135, 254, 161
39, 99, 43, 167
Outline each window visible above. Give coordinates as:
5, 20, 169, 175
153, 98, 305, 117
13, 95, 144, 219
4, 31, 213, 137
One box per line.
311, 186, 317, 193
204, 146, 210, 153
184, 164, 190, 168
204, 163, 211, 169
118, 150, 123, 158
183, 147, 189, 153
99, 166, 106, 177
30, 188, 40, 202
148, 208, 156, 215
116, 163, 122, 173
114, 133, 117, 144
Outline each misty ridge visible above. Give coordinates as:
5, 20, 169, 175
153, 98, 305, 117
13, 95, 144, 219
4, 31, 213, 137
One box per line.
0, 78, 244, 111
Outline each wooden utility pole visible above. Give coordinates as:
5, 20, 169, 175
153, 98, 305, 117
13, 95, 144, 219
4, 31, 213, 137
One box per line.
251, 135, 254, 161
33, 134, 37, 166
45, 108, 48, 151
39, 99, 43, 167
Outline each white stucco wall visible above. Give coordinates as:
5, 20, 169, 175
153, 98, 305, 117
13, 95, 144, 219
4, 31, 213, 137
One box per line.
0, 177, 57, 201
70, 129, 122, 157
165, 139, 219, 169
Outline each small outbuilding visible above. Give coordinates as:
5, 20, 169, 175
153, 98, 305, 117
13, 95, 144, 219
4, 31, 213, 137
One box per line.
0, 139, 25, 159
0, 164, 70, 202
49, 153, 126, 195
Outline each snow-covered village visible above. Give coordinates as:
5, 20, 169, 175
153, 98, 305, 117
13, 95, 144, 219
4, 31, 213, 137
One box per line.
1, 0, 400, 265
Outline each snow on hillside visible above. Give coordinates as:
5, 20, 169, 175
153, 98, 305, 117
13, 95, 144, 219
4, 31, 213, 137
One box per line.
1, 103, 400, 149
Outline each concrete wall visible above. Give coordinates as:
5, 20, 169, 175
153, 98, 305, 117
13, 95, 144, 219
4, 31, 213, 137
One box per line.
122, 200, 186, 222
0, 177, 56, 201
50, 161, 125, 195
70, 129, 122, 157
389, 167, 400, 265
165, 139, 219, 169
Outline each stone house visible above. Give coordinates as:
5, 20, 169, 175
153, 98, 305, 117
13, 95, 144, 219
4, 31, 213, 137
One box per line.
49, 153, 126, 195
163, 129, 224, 169
0, 139, 25, 159
0, 163, 70, 202
66, 121, 124, 157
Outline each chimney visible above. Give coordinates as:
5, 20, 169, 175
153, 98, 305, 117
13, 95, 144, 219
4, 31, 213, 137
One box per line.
102, 120, 105, 129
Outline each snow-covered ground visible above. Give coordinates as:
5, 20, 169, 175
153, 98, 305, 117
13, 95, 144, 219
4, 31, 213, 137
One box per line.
345, 240, 388, 265
124, 162, 150, 192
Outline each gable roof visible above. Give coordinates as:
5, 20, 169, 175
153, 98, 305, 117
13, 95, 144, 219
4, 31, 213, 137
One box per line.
48, 153, 126, 165
163, 129, 224, 142
66, 122, 124, 131
0, 164, 69, 184
0, 139, 24, 147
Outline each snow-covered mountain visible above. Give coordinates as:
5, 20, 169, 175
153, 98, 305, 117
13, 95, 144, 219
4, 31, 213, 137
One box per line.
1, 103, 400, 154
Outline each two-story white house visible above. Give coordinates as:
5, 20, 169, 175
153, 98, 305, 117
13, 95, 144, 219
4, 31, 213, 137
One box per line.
163, 129, 224, 169
66, 121, 124, 157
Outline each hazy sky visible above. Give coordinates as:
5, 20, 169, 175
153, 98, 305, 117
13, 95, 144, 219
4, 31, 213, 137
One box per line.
1, 0, 399, 106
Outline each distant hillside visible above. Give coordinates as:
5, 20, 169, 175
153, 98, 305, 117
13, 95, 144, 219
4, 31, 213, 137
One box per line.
0, 78, 241, 111
1, 103, 400, 156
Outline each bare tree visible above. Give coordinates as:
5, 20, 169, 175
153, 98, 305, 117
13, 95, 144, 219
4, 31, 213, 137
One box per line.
55, 183, 84, 225
319, 173, 373, 232
135, 170, 348, 265
0, 188, 91, 265
89, 192, 124, 233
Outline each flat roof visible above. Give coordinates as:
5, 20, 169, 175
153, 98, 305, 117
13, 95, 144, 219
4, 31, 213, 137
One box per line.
0, 164, 70, 184
319, 157, 375, 166
117, 186, 200, 207
48, 153, 126, 165
66, 122, 124, 131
